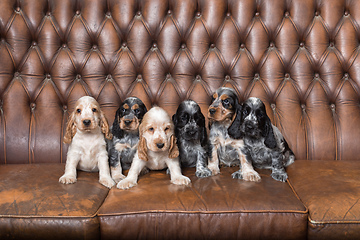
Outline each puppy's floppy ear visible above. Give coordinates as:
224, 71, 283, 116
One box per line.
137, 135, 148, 161
228, 103, 243, 139
169, 135, 179, 158
112, 110, 124, 138
199, 112, 208, 147
262, 115, 277, 149
100, 110, 113, 140
172, 113, 177, 126
63, 111, 76, 144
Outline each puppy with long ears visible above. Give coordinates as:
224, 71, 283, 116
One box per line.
207, 87, 260, 181
117, 106, 191, 189
108, 97, 147, 182
172, 100, 212, 178
60, 96, 115, 188
228, 97, 295, 182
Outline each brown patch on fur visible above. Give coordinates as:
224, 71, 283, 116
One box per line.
100, 111, 112, 140
132, 104, 139, 110
63, 112, 77, 144
138, 136, 148, 161
168, 135, 179, 158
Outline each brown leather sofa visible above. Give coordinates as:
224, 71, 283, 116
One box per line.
0, 0, 359, 239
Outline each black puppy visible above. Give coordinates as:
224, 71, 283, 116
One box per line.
228, 97, 295, 182
108, 97, 147, 182
172, 100, 212, 178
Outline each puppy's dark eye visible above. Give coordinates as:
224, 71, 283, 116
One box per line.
76, 109, 81, 113
180, 115, 187, 122
149, 127, 154, 132
243, 107, 248, 116
134, 109, 140, 114
256, 109, 263, 118
223, 99, 230, 104
164, 127, 169, 132
92, 108, 97, 112
121, 108, 126, 113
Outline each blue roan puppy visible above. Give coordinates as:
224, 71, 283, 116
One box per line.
172, 100, 212, 178
228, 97, 295, 182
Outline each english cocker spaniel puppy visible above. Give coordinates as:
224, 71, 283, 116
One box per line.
117, 106, 191, 189
59, 96, 115, 188
207, 87, 259, 181
108, 97, 147, 182
172, 100, 212, 178
228, 97, 295, 182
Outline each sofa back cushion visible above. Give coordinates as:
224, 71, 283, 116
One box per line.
1, 0, 360, 164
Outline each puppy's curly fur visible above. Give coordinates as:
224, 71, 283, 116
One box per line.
117, 107, 191, 189
108, 97, 147, 182
172, 100, 212, 178
59, 96, 115, 188
228, 97, 295, 182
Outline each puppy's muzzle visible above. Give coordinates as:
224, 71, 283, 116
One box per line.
209, 107, 216, 115
124, 120, 132, 126
83, 119, 91, 127
156, 143, 165, 149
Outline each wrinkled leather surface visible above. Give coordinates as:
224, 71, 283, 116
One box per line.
99, 167, 307, 239
0, 164, 109, 239
287, 160, 360, 239
1, 0, 360, 164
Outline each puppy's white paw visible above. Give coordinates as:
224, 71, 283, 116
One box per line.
208, 164, 220, 176
99, 177, 116, 189
111, 173, 126, 183
59, 175, 77, 184
117, 178, 137, 190
171, 175, 191, 186
242, 169, 261, 182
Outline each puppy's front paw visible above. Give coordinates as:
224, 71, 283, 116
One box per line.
59, 175, 77, 184
242, 169, 261, 182
195, 167, 212, 178
231, 170, 243, 179
99, 177, 116, 189
271, 172, 288, 182
111, 173, 126, 183
117, 178, 137, 190
208, 164, 220, 176
171, 175, 191, 186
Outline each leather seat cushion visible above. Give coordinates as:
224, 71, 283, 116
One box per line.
0, 164, 109, 240
287, 160, 360, 240
98, 167, 307, 240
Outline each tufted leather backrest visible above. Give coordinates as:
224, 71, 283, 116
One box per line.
0, 0, 360, 164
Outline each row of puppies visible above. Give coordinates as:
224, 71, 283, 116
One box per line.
59, 87, 295, 189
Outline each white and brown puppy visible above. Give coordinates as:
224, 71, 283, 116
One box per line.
117, 106, 191, 189
59, 96, 115, 188
228, 97, 295, 182
108, 97, 147, 182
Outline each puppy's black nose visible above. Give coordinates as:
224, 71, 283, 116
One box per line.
83, 120, 91, 126
209, 108, 216, 115
157, 143, 164, 149
124, 120, 132, 126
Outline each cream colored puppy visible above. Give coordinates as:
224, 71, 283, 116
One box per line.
117, 106, 191, 189
59, 96, 115, 188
